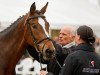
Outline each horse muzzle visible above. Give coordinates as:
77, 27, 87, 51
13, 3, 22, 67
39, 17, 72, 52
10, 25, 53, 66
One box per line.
42, 48, 55, 60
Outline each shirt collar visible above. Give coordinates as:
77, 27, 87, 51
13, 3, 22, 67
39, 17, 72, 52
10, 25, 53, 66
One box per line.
62, 42, 75, 48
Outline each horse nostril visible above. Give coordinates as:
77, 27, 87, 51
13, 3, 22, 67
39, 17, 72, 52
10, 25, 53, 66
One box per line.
45, 49, 54, 56
45, 49, 52, 53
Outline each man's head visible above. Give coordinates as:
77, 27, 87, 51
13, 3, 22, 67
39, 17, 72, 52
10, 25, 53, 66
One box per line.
59, 26, 76, 46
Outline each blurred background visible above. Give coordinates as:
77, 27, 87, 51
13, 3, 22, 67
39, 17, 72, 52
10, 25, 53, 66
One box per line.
0, 0, 100, 75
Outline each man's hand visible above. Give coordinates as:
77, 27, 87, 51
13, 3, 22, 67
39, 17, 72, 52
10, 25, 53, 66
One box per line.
40, 70, 48, 75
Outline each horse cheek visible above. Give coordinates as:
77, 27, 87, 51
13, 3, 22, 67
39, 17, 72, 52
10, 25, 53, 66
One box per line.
24, 31, 34, 46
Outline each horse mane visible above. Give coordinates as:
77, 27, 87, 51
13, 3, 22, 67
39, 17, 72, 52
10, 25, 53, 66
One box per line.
0, 16, 24, 34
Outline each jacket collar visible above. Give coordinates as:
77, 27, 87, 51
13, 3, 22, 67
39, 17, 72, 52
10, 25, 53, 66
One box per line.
76, 43, 95, 52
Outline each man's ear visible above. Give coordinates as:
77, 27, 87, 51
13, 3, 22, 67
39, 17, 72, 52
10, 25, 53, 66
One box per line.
72, 35, 75, 40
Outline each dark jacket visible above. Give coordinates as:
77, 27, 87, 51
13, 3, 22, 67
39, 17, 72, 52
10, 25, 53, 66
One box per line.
47, 43, 76, 75
27, 42, 76, 75
60, 43, 100, 75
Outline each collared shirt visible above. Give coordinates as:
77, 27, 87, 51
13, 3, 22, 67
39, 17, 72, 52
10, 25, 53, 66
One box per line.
62, 42, 75, 48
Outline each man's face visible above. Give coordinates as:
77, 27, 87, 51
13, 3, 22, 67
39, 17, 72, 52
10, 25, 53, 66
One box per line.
59, 29, 73, 46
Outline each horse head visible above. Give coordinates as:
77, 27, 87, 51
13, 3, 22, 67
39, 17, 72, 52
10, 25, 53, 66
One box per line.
24, 2, 55, 60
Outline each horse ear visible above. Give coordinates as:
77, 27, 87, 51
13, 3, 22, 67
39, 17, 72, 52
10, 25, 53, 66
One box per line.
40, 2, 48, 14
30, 2, 36, 15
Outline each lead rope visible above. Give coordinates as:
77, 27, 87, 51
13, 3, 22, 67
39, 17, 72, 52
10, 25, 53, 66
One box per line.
39, 53, 43, 70
54, 56, 62, 69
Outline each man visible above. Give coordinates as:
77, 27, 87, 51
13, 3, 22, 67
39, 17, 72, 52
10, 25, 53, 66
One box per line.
40, 26, 76, 75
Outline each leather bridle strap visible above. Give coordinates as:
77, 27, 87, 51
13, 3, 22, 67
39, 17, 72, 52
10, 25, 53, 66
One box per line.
26, 15, 45, 51
26, 15, 52, 52
27, 15, 45, 22
26, 15, 53, 70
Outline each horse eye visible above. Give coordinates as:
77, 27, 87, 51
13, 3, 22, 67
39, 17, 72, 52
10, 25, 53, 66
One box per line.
32, 25, 37, 29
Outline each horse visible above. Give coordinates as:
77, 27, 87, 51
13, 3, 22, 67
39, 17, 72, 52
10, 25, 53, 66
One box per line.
0, 2, 55, 75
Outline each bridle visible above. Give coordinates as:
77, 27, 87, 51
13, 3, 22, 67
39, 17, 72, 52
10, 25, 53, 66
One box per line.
26, 14, 54, 69
26, 15, 52, 53
26, 15, 62, 69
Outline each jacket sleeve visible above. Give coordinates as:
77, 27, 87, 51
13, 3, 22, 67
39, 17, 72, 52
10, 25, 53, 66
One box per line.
59, 54, 77, 75
55, 45, 76, 66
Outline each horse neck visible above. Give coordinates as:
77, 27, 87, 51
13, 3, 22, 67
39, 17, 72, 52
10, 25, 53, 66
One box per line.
0, 15, 28, 73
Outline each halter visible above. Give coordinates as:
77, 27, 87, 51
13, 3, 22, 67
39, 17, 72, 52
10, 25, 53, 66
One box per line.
26, 15, 53, 69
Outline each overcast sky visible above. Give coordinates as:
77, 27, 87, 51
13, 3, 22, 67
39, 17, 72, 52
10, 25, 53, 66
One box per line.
0, 0, 100, 25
